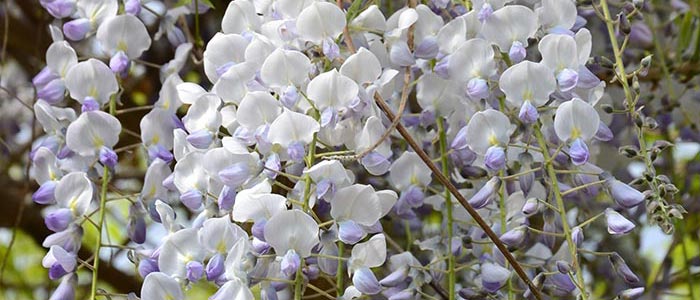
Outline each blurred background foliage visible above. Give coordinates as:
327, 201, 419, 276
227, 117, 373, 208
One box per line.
0, 0, 699, 299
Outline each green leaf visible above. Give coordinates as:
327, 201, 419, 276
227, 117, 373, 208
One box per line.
175, 0, 215, 9
346, 0, 364, 22
677, 14, 694, 51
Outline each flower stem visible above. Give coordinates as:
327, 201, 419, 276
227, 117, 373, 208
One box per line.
90, 98, 116, 300
302, 133, 317, 212
436, 118, 455, 300
336, 242, 344, 297
534, 126, 588, 300
294, 258, 305, 300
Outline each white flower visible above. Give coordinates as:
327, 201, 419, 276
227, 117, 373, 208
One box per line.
264, 209, 320, 258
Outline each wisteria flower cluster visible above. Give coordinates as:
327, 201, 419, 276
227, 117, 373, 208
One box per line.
26, 0, 684, 299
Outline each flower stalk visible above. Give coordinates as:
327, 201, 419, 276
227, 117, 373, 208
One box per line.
436, 118, 455, 300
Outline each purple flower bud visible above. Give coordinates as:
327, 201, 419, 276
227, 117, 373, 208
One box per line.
556, 68, 579, 92
261, 285, 279, 300
338, 220, 365, 244
618, 287, 645, 300
466, 77, 489, 100
281, 249, 301, 277
218, 185, 236, 211
481, 262, 510, 293
186, 260, 204, 282
38, 79, 66, 104
605, 178, 644, 208
46, 209, 73, 232
458, 288, 482, 299
542, 219, 556, 249
518, 100, 539, 124
127, 203, 147, 244
401, 185, 424, 208
477, 3, 494, 22
99, 146, 118, 169
167, 27, 187, 47
49, 262, 70, 280
110, 51, 130, 75
569, 138, 589, 166
451, 236, 462, 256
556, 260, 572, 274
162, 173, 176, 191
419, 109, 435, 127
125, 0, 141, 15
206, 253, 225, 281
415, 37, 439, 59
63, 18, 91, 41
281, 85, 300, 109
629, 22, 653, 48
361, 152, 391, 176
322, 38, 340, 61
33, 67, 58, 87
469, 177, 500, 209
186, 130, 213, 149
521, 197, 539, 216
252, 237, 271, 254
509, 41, 527, 64
484, 146, 506, 171
595, 122, 614, 141
451, 126, 469, 150
215, 61, 236, 77
320, 107, 337, 128
353, 267, 382, 295
605, 208, 635, 235
434, 57, 450, 79
609, 252, 640, 284
379, 267, 408, 287
138, 258, 159, 277
147, 144, 174, 163
34, 181, 57, 205
252, 219, 267, 241
287, 141, 306, 163
80, 97, 100, 112
172, 114, 186, 131
571, 226, 584, 247
180, 189, 203, 211
549, 273, 576, 293
500, 225, 527, 247
219, 162, 250, 187
49, 273, 77, 300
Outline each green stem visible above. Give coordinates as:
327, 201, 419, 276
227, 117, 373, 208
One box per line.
534, 126, 588, 300
336, 242, 345, 297
194, 0, 203, 47
437, 119, 455, 300
294, 258, 305, 300
302, 133, 318, 212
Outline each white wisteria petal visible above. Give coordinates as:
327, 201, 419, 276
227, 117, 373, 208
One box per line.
389, 152, 432, 189
481, 5, 537, 51
140, 108, 176, 149
232, 193, 286, 223
158, 228, 206, 277
350, 4, 386, 32
340, 48, 382, 85
211, 279, 254, 300
554, 98, 600, 141
575, 28, 593, 66
141, 272, 184, 300
349, 234, 386, 271
539, 33, 579, 72
182, 93, 222, 132
64, 59, 118, 104
176, 82, 207, 105
355, 116, 391, 157
267, 109, 320, 146
221, 0, 261, 35
55, 172, 93, 216
537, 0, 577, 33
32, 147, 61, 184
173, 151, 208, 193
264, 209, 319, 257
213, 61, 256, 104
465, 109, 512, 154
203, 33, 249, 83
331, 184, 382, 226
141, 159, 171, 201
307, 69, 359, 110
296, 1, 346, 43
236, 91, 282, 130
499, 61, 557, 107
96, 14, 151, 58
304, 160, 352, 187
200, 216, 248, 253
65, 110, 121, 156
46, 41, 77, 78
260, 48, 311, 87
448, 38, 495, 82
34, 100, 76, 134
